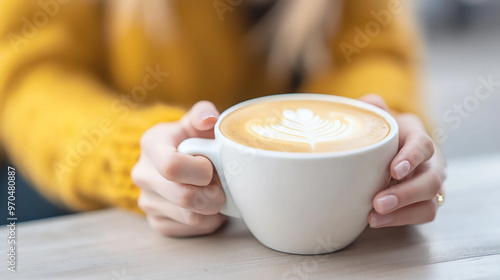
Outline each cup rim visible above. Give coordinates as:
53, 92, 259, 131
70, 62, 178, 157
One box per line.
214, 93, 399, 158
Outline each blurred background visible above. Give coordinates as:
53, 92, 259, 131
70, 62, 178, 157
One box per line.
417, 0, 500, 158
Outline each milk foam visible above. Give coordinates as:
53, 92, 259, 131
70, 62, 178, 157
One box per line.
219, 99, 390, 153
249, 108, 355, 151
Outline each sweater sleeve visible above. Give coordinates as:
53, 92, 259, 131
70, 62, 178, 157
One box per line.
302, 0, 422, 115
0, 1, 185, 212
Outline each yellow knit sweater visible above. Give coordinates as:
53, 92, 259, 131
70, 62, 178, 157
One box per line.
0, 0, 419, 213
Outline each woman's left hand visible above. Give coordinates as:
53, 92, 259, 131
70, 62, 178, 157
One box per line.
360, 94, 447, 228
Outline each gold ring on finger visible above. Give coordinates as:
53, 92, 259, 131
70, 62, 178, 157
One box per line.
436, 191, 445, 206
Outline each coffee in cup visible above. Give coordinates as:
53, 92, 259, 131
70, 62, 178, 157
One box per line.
219, 99, 390, 153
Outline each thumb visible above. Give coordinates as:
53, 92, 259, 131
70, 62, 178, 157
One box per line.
183, 100, 220, 132
359, 94, 390, 112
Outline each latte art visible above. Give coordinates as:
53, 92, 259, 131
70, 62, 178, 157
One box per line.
220, 99, 390, 153
249, 109, 355, 150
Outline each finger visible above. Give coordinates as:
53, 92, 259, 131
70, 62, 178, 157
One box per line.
181, 100, 219, 135
390, 114, 435, 180
133, 152, 225, 214
161, 151, 214, 186
138, 123, 208, 184
134, 160, 226, 214
158, 180, 225, 215
147, 214, 226, 237
369, 199, 438, 228
137, 139, 214, 186
373, 159, 444, 214
139, 182, 225, 216
359, 94, 390, 111
139, 190, 225, 226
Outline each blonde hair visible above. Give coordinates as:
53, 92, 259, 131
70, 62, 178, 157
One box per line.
247, 0, 343, 79
109, 0, 343, 79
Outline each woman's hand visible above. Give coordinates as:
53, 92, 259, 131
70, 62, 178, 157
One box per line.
360, 94, 447, 228
131, 101, 226, 237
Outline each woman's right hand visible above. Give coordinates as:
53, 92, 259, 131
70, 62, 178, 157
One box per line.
131, 101, 227, 237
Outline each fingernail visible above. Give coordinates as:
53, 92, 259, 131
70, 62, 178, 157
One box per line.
200, 111, 217, 121
376, 194, 398, 213
394, 160, 410, 179
370, 212, 395, 227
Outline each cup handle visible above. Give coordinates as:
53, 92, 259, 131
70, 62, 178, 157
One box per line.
177, 138, 242, 219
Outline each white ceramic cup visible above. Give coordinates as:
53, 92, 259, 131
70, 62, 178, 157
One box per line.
178, 94, 399, 254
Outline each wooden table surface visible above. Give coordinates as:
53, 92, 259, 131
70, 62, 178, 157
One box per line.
2, 153, 500, 280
